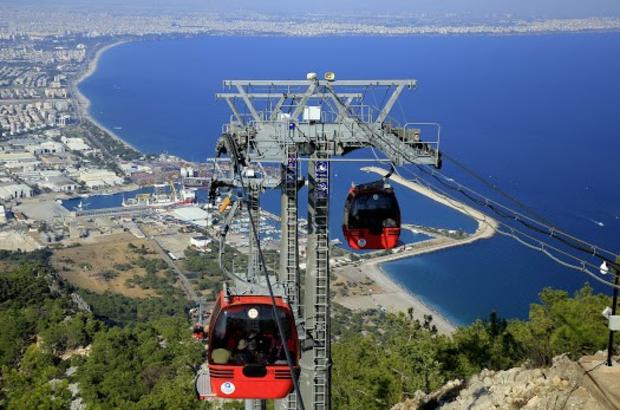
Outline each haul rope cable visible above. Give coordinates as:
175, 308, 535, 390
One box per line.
397, 161, 620, 281
409, 162, 620, 271
334, 88, 617, 280
390, 165, 620, 289
441, 152, 554, 226
223, 134, 306, 410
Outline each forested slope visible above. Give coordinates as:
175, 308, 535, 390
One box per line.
0, 249, 613, 409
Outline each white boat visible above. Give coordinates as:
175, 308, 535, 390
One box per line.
122, 182, 197, 208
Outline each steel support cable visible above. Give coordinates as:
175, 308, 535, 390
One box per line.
408, 163, 620, 270
318, 83, 379, 152
495, 228, 620, 290
216, 203, 250, 284
396, 91, 409, 127
239, 179, 306, 410
441, 152, 553, 226
422, 163, 615, 257
394, 165, 620, 287
392, 166, 620, 289
323, 84, 412, 162
379, 85, 392, 113
369, 85, 391, 122
399, 163, 620, 280
223, 135, 306, 410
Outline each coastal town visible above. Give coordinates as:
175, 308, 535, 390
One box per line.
2, 7, 620, 37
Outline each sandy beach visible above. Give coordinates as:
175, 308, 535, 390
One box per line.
334, 166, 499, 335
73, 40, 140, 152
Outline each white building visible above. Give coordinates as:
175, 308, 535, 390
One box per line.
25, 141, 65, 155
119, 162, 152, 175
0, 150, 37, 163
0, 181, 33, 200
39, 175, 78, 193
77, 168, 123, 188
3, 158, 40, 172
172, 206, 212, 227
190, 235, 212, 249
44, 130, 61, 139
61, 136, 91, 152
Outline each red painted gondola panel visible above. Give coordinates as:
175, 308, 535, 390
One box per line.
342, 181, 401, 250
205, 291, 299, 399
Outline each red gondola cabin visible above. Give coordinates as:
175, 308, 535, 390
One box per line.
203, 290, 299, 400
192, 323, 206, 341
342, 180, 401, 250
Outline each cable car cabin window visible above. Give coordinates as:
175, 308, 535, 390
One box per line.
210, 304, 297, 366
348, 192, 400, 233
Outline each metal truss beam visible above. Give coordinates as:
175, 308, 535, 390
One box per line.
236, 84, 261, 123
375, 84, 405, 124
216, 93, 363, 99
224, 79, 416, 87
224, 97, 244, 124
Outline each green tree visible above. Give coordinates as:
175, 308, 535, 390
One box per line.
2, 345, 71, 410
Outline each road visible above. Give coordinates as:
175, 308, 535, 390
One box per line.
135, 223, 198, 302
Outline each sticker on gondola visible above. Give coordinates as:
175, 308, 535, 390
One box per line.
316, 161, 329, 178
248, 308, 259, 319
221, 381, 235, 395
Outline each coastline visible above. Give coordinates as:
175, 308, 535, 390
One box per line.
334, 166, 499, 335
73, 40, 141, 153
72, 38, 496, 333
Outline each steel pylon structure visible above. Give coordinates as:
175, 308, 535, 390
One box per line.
210, 73, 441, 410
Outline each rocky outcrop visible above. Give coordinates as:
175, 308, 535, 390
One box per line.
393, 355, 612, 410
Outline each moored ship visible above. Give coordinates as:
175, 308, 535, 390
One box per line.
122, 182, 197, 208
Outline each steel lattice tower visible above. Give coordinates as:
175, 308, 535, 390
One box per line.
210, 74, 441, 409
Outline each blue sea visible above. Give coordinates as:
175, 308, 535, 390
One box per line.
80, 34, 620, 325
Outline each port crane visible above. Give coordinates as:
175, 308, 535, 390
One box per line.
196, 73, 441, 410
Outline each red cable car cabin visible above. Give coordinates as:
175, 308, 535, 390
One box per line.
192, 323, 205, 341
204, 290, 299, 400
342, 180, 401, 250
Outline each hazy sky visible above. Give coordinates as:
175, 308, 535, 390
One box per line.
8, 0, 620, 19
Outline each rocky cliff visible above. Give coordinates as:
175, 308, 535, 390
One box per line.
393, 354, 620, 410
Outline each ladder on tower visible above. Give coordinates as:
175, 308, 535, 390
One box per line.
311, 138, 331, 409
280, 143, 300, 410
285, 144, 300, 312
247, 183, 262, 283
